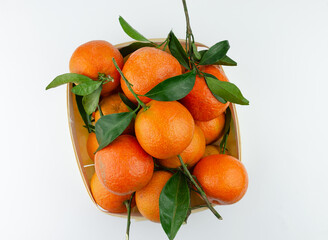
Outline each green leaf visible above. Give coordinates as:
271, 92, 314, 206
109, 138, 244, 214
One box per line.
118, 92, 138, 111
119, 16, 150, 42
144, 70, 196, 101
74, 86, 93, 133
199, 40, 230, 65
119, 42, 155, 57
204, 73, 249, 105
216, 55, 237, 66
95, 111, 135, 151
71, 81, 102, 96
192, 43, 201, 60
46, 73, 92, 90
212, 93, 227, 104
82, 85, 102, 115
160, 171, 190, 240
168, 31, 190, 70
222, 106, 232, 136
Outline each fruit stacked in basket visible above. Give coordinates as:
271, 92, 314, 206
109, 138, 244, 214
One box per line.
46, 1, 249, 239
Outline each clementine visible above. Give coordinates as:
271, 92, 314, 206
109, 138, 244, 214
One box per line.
90, 173, 134, 213
69, 40, 124, 96
94, 93, 134, 134
193, 154, 248, 205
135, 171, 173, 222
157, 125, 205, 168
135, 100, 194, 159
195, 113, 225, 144
180, 65, 229, 121
121, 47, 182, 103
86, 132, 99, 160
95, 135, 154, 195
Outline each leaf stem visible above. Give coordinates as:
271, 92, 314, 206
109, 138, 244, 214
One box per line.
178, 155, 223, 220
124, 192, 135, 240
112, 58, 149, 110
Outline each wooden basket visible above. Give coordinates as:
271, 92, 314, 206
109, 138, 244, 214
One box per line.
66, 39, 241, 219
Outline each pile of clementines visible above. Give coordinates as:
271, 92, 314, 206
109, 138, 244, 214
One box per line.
46, 1, 249, 239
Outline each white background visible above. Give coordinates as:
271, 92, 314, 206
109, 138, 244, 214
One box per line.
1, 0, 328, 239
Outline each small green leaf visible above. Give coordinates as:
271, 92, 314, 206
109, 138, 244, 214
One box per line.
82, 85, 102, 115
199, 40, 230, 65
160, 171, 190, 240
119, 92, 138, 111
144, 70, 196, 101
119, 42, 155, 57
204, 73, 249, 105
119, 16, 150, 42
71, 81, 102, 96
192, 43, 201, 60
46, 73, 92, 90
95, 111, 135, 151
74, 86, 93, 133
216, 55, 237, 66
168, 31, 190, 70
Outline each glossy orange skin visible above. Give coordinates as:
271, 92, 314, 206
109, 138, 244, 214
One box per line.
193, 154, 248, 205
195, 113, 225, 144
135, 171, 173, 222
94, 93, 134, 135
121, 47, 182, 104
158, 125, 205, 168
180, 65, 229, 121
135, 101, 194, 159
95, 135, 154, 195
90, 173, 134, 213
86, 132, 99, 160
69, 40, 124, 96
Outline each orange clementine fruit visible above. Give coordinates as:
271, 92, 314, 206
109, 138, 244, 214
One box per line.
135, 100, 194, 159
86, 132, 99, 160
90, 173, 134, 213
94, 93, 134, 134
135, 171, 173, 222
195, 113, 225, 144
180, 65, 229, 121
157, 125, 205, 168
203, 145, 220, 158
193, 154, 248, 205
69, 40, 124, 96
121, 47, 182, 103
95, 135, 154, 195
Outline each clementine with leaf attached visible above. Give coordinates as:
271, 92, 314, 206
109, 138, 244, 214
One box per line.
95, 135, 154, 195
94, 93, 134, 134
90, 173, 134, 213
157, 125, 205, 168
135, 171, 173, 222
121, 47, 182, 103
135, 100, 194, 159
195, 113, 225, 144
193, 154, 248, 205
69, 40, 124, 96
180, 65, 229, 121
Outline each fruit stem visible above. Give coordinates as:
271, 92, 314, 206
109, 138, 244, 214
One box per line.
124, 192, 135, 240
178, 155, 223, 220
182, 0, 193, 59
112, 58, 149, 111
98, 104, 104, 117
